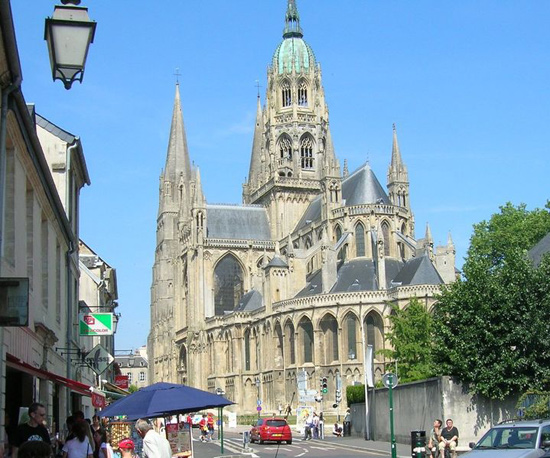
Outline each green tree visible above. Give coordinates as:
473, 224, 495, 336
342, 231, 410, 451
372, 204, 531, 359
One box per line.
379, 297, 435, 382
128, 384, 139, 393
432, 202, 550, 399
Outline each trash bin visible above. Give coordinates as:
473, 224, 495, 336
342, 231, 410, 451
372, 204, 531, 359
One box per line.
411, 430, 426, 458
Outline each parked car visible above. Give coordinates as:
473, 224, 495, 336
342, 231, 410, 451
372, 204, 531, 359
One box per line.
250, 417, 292, 445
463, 419, 550, 458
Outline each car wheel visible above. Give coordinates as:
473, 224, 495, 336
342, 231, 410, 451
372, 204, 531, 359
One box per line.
287, 440, 292, 445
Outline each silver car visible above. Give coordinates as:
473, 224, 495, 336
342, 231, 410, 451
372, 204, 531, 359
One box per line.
464, 420, 550, 458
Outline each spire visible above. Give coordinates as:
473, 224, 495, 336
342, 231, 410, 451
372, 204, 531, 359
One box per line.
164, 83, 192, 184
425, 223, 433, 245
193, 166, 205, 206
390, 123, 404, 169
283, 0, 303, 38
247, 95, 263, 190
343, 159, 349, 178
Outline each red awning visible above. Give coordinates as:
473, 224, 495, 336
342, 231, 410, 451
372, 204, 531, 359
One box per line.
6, 353, 94, 397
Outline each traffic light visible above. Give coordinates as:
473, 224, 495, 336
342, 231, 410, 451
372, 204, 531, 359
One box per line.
322, 377, 328, 394
335, 389, 342, 403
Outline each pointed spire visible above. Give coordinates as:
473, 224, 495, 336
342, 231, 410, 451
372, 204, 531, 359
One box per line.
193, 166, 205, 206
247, 95, 263, 189
390, 123, 404, 169
425, 222, 433, 244
283, 0, 303, 38
343, 159, 349, 178
286, 234, 294, 257
164, 83, 192, 184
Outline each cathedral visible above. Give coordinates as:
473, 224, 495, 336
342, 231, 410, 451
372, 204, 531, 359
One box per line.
148, 0, 456, 415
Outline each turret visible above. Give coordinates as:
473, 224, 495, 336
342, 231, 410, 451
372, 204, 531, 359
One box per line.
387, 124, 410, 209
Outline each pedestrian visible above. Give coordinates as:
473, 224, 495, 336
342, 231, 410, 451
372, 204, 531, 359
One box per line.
17, 441, 53, 458
96, 430, 112, 458
343, 408, 351, 437
311, 412, 319, 439
117, 439, 135, 458
332, 423, 343, 437
134, 419, 171, 458
71, 413, 93, 453
13, 403, 52, 458
303, 413, 312, 441
318, 412, 325, 439
198, 415, 208, 442
427, 419, 442, 458
62, 421, 93, 458
438, 419, 459, 458
206, 413, 215, 441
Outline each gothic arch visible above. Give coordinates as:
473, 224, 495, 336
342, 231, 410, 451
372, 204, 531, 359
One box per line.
223, 330, 233, 374
277, 134, 293, 160
244, 328, 251, 371
281, 79, 292, 107
284, 318, 296, 366
364, 311, 385, 361
297, 78, 309, 106
274, 321, 284, 369
343, 311, 359, 361
213, 252, 245, 315
380, 220, 391, 257
355, 221, 366, 257
319, 313, 339, 364
298, 316, 314, 365
300, 134, 314, 169
178, 345, 188, 384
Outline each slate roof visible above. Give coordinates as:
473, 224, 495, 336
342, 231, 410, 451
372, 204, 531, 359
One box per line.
294, 163, 390, 232
295, 268, 323, 297
233, 289, 263, 312
529, 232, 550, 267
207, 204, 271, 240
266, 256, 288, 268
391, 255, 444, 286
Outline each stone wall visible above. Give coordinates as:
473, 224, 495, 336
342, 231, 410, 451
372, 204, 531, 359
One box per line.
349, 376, 518, 446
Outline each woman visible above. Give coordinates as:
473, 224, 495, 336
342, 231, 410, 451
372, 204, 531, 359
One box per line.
96, 430, 113, 458
62, 421, 93, 458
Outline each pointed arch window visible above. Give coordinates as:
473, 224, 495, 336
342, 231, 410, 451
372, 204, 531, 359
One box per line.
300, 136, 314, 169
346, 314, 357, 360
298, 80, 308, 106
299, 318, 314, 363
279, 136, 292, 160
381, 221, 391, 256
244, 329, 251, 371
281, 81, 292, 107
214, 254, 244, 315
355, 222, 366, 257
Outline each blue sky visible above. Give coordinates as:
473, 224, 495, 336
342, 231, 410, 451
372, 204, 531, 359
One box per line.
10, 1, 549, 352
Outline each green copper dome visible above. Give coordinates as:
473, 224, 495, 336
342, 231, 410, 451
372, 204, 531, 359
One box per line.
272, 0, 316, 74
273, 38, 315, 74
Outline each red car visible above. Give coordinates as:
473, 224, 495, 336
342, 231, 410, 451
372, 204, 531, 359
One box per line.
250, 417, 292, 445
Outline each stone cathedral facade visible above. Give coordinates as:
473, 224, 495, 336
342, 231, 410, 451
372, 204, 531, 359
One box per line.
148, 1, 456, 414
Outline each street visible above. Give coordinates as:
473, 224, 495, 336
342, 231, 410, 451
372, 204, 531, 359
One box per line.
192, 429, 408, 458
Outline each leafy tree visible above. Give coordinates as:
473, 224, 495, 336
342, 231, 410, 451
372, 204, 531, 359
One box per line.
379, 297, 435, 383
432, 202, 550, 399
128, 384, 139, 393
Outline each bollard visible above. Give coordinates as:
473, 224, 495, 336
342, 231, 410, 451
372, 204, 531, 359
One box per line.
411, 430, 426, 458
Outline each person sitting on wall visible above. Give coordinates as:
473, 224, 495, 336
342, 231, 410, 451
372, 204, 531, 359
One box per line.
439, 419, 459, 458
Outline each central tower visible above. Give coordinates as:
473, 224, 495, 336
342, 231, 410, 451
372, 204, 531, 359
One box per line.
243, 0, 340, 240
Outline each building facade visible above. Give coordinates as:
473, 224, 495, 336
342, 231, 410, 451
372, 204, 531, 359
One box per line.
0, 0, 118, 442
115, 346, 148, 390
149, 0, 456, 415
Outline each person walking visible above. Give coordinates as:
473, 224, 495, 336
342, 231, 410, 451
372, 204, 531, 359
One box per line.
135, 419, 172, 458
343, 408, 352, 437
206, 413, 215, 441
312, 413, 319, 439
12, 403, 51, 458
62, 421, 93, 458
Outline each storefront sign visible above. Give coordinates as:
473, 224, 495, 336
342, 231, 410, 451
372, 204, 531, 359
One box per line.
114, 375, 129, 389
92, 392, 106, 408
79, 313, 114, 336
84, 344, 114, 375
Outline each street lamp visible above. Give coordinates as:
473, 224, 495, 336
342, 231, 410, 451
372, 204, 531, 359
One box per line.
44, 1, 97, 89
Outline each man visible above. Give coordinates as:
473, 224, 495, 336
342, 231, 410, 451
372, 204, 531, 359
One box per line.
135, 419, 172, 458
332, 422, 343, 437
13, 403, 51, 458
427, 419, 442, 457
343, 408, 351, 437
118, 438, 136, 458
439, 418, 459, 458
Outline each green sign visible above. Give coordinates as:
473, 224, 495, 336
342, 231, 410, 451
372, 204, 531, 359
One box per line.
79, 313, 114, 336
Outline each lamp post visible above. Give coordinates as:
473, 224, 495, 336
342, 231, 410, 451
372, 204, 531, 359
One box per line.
44, 1, 96, 89
255, 377, 261, 418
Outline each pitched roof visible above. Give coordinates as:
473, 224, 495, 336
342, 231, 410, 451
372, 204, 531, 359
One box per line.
342, 163, 390, 206
529, 232, 550, 267
391, 255, 443, 286
234, 289, 263, 312
206, 204, 271, 240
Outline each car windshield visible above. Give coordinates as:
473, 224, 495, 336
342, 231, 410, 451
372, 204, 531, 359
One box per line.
476, 426, 538, 449
266, 420, 287, 428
